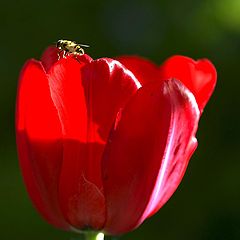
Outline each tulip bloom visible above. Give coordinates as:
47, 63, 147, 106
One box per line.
16, 46, 216, 235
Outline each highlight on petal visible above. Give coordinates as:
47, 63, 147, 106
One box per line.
102, 79, 200, 235
158, 55, 217, 113
116, 55, 160, 85
48, 57, 140, 229
16, 60, 69, 229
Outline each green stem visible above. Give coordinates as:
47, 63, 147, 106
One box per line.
84, 231, 104, 240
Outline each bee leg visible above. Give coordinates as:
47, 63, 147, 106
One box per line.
80, 48, 85, 55
63, 51, 67, 58
73, 52, 80, 60
57, 50, 61, 60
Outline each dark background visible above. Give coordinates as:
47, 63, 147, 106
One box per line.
1, 0, 240, 239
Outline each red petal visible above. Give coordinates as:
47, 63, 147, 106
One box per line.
41, 46, 59, 72
41, 46, 93, 72
16, 60, 69, 229
158, 55, 217, 113
117, 55, 217, 113
48, 58, 140, 229
102, 79, 200, 234
116, 55, 160, 85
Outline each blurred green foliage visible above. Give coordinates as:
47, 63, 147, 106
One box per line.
1, 0, 240, 239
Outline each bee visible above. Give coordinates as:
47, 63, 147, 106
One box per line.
56, 39, 89, 59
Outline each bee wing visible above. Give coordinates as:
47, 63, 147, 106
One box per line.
79, 44, 90, 48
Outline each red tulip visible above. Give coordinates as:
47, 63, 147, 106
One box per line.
16, 46, 216, 235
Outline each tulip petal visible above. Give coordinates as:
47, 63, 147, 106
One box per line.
102, 79, 200, 234
158, 55, 217, 113
117, 55, 217, 113
116, 55, 160, 85
48, 58, 140, 229
16, 60, 69, 229
41, 46, 59, 72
